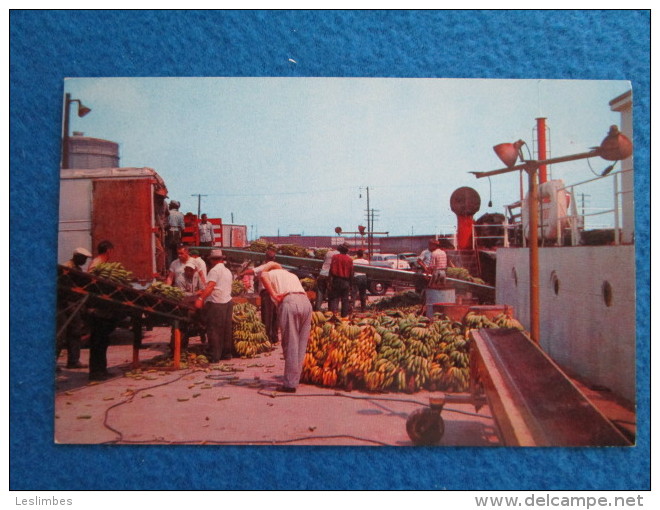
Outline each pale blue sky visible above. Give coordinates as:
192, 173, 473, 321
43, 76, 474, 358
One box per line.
63, 78, 630, 238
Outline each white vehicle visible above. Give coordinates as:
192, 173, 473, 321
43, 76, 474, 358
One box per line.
370, 253, 411, 270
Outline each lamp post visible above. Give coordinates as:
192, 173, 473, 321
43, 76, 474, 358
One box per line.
61, 93, 92, 169
471, 125, 632, 344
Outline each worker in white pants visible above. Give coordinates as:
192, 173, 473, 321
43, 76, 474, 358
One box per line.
259, 262, 312, 393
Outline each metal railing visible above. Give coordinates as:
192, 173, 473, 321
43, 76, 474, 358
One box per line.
556, 167, 632, 246
494, 167, 633, 248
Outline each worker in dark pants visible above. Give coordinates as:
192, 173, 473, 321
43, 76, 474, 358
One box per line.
87, 309, 119, 381
352, 249, 370, 312
240, 249, 279, 345
328, 243, 354, 317
195, 249, 234, 362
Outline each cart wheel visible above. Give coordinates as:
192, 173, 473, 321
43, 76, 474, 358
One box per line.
406, 408, 445, 446
369, 281, 387, 296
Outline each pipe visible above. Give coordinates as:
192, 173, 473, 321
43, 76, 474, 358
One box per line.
173, 320, 181, 370
527, 167, 540, 344
537, 118, 548, 184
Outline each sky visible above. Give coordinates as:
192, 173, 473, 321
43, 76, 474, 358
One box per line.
62, 77, 631, 239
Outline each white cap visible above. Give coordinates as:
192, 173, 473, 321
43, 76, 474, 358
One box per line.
74, 247, 92, 258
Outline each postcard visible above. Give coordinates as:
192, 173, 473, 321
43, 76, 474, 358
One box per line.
54, 77, 635, 447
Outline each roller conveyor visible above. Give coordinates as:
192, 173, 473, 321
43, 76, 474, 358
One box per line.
57, 265, 196, 322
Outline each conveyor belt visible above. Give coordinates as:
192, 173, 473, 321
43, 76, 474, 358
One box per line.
470, 328, 632, 446
196, 246, 495, 301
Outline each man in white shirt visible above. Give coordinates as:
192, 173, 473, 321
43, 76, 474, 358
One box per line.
198, 213, 215, 247
315, 246, 339, 311
165, 246, 191, 288
195, 249, 233, 362
259, 262, 312, 393
188, 249, 207, 285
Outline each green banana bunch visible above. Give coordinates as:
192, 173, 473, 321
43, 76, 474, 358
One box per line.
90, 262, 134, 285
146, 281, 186, 301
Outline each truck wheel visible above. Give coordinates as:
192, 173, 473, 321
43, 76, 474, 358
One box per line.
369, 281, 387, 296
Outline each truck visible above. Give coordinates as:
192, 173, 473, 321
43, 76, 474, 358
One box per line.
58, 167, 169, 281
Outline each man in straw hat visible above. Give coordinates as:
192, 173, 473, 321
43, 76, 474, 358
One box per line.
195, 249, 233, 362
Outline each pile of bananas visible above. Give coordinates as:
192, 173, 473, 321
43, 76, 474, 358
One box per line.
232, 303, 272, 357
89, 262, 133, 285
301, 310, 472, 393
146, 281, 186, 301
302, 309, 527, 394
277, 244, 310, 258
248, 239, 276, 253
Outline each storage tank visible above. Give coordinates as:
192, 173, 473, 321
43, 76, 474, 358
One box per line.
521, 179, 569, 241
65, 133, 119, 169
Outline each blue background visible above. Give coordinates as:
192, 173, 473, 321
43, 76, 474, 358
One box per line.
9, 10, 650, 490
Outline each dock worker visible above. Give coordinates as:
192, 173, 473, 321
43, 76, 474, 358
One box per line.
88, 240, 114, 272
57, 247, 93, 370
352, 249, 370, 312
198, 213, 215, 247
195, 249, 234, 362
86, 240, 122, 381
188, 249, 207, 285
258, 262, 312, 393
315, 245, 339, 311
166, 200, 185, 266
171, 259, 205, 351
425, 239, 450, 288
165, 246, 191, 288
328, 243, 354, 317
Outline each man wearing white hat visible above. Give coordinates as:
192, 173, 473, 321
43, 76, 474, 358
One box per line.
64, 247, 93, 271
195, 249, 234, 362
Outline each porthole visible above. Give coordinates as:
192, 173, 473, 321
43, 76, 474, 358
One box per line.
602, 281, 613, 307
512, 267, 518, 287
550, 271, 560, 296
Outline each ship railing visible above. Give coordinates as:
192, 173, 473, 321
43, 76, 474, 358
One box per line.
556, 167, 633, 246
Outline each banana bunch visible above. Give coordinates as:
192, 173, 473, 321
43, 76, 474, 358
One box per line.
464, 312, 498, 330
231, 280, 246, 297
232, 303, 272, 357
146, 281, 186, 301
90, 262, 133, 285
300, 278, 316, 292
493, 313, 526, 331
311, 310, 330, 326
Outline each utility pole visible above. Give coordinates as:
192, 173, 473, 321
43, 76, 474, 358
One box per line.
191, 194, 208, 218
579, 193, 590, 217
366, 186, 370, 260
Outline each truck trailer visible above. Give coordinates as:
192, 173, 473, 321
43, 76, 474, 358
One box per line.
58, 167, 169, 281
